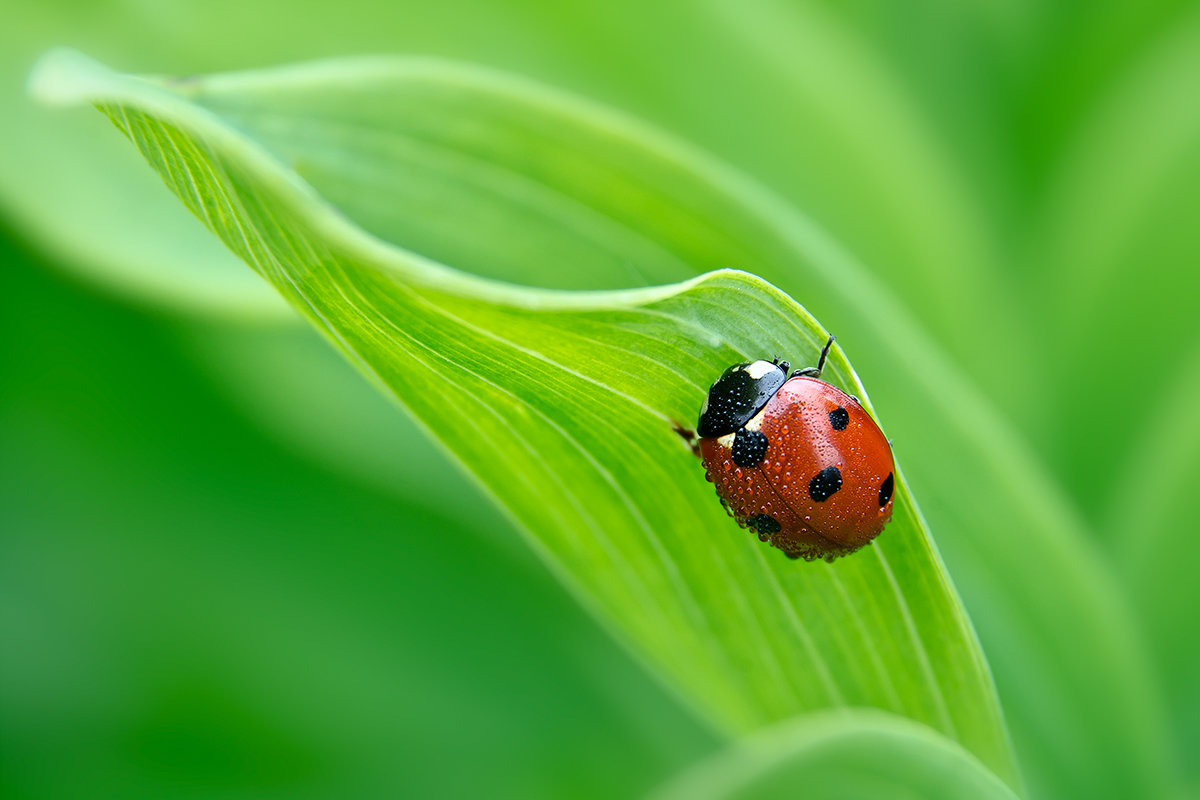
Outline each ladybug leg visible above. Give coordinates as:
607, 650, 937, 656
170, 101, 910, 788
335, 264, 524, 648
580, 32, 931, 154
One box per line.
672, 423, 702, 457
787, 335, 835, 379
771, 357, 792, 374
792, 335, 835, 378
816, 335, 836, 372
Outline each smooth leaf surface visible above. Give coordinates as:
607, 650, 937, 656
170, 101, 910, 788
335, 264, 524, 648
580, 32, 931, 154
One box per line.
187, 323, 502, 532
0, 232, 714, 800
31, 51, 1018, 787
1110, 344, 1200, 775
1035, 7, 1200, 513
0, 97, 286, 318
0, 0, 576, 317
705, 0, 1037, 413
653, 709, 1020, 800
99, 51, 1170, 799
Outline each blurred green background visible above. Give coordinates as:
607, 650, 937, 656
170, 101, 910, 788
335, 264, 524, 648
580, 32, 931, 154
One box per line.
2, 1, 1198, 798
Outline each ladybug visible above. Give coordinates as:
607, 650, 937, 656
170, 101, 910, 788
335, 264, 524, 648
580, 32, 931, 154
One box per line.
690, 336, 894, 562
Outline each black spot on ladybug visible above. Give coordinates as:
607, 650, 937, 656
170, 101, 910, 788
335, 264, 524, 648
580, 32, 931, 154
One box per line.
747, 513, 781, 534
731, 429, 768, 468
808, 466, 842, 502
879, 472, 894, 507
828, 406, 849, 431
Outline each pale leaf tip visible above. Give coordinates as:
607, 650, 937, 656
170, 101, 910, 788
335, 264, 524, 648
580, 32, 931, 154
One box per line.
27, 48, 116, 107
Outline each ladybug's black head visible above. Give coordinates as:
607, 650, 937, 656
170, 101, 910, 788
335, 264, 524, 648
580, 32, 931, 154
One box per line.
697, 359, 789, 439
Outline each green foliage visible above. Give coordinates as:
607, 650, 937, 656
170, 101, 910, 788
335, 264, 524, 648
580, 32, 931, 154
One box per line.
1111, 345, 1200, 770
0, 235, 713, 799
32, 50, 1018, 784
654, 710, 1020, 800
5, 2, 1198, 799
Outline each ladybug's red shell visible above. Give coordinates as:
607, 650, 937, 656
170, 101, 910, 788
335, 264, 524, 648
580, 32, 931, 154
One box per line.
700, 376, 894, 561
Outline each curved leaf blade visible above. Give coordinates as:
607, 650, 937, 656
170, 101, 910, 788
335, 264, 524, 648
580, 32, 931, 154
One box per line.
31, 50, 1019, 787
170, 39, 1172, 800
1109, 344, 1200, 777
653, 709, 1020, 800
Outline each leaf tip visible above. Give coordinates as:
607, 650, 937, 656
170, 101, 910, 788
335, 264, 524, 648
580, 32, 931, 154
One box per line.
27, 48, 117, 107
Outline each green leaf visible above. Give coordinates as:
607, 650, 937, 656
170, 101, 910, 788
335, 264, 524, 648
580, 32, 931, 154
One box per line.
1034, 9, 1200, 513
0, 0, 570, 318
703, 0, 1037, 405
30, 50, 1018, 788
134, 51, 1169, 799
187, 323, 499, 528
0, 229, 715, 799
653, 709, 1020, 800
0, 94, 288, 318
1109, 344, 1200, 777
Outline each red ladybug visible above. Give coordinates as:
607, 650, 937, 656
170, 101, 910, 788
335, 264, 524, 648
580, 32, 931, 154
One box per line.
693, 336, 894, 562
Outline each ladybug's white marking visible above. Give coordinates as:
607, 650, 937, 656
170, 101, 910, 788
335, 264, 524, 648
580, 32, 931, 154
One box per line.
743, 360, 778, 380
742, 407, 768, 433
718, 406, 770, 450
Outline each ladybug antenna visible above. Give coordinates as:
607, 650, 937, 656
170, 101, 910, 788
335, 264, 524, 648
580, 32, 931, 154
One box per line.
791, 335, 836, 379
816, 335, 835, 373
